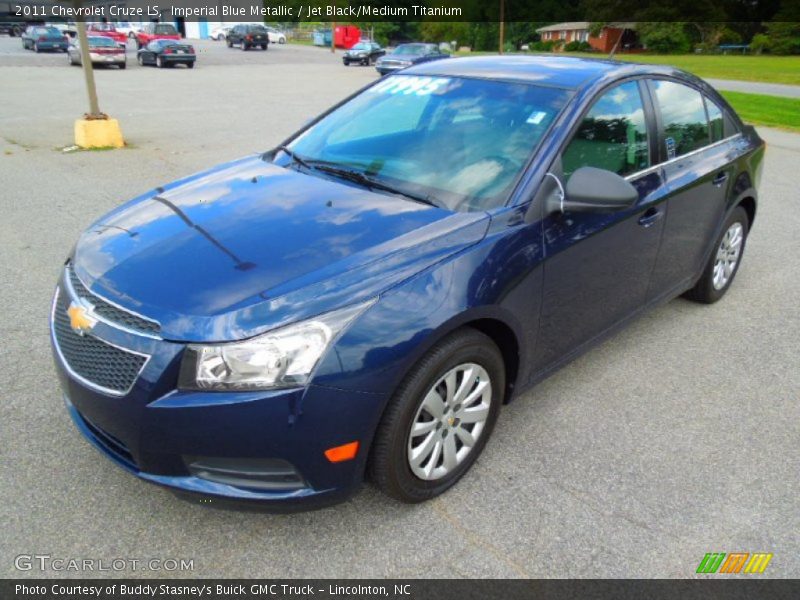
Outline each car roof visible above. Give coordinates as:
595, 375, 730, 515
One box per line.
403, 55, 684, 90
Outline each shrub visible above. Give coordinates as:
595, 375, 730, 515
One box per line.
749, 33, 771, 54
638, 22, 691, 54
564, 40, 592, 52
531, 40, 557, 52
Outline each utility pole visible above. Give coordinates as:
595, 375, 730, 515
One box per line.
499, 0, 505, 54
73, 1, 101, 117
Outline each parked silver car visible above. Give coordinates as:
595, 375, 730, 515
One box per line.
67, 36, 126, 69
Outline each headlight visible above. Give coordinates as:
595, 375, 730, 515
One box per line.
178, 300, 375, 391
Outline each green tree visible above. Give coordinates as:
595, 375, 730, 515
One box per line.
765, 21, 800, 54
638, 22, 692, 53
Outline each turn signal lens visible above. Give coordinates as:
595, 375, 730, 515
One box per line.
324, 441, 359, 463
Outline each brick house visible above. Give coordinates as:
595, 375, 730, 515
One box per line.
536, 22, 639, 53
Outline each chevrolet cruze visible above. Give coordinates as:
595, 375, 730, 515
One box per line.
51, 56, 764, 509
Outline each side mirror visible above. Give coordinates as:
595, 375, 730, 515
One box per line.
547, 167, 639, 214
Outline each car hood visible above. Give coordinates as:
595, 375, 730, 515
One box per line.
72, 155, 489, 342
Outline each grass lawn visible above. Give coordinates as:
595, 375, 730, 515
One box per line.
593, 54, 800, 86
455, 51, 800, 86
720, 91, 800, 132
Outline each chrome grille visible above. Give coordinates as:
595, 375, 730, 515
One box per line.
52, 288, 148, 395
67, 267, 161, 337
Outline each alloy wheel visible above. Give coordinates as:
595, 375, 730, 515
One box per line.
407, 363, 492, 481
712, 222, 744, 290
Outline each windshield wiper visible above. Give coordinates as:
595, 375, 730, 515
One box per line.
309, 163, 441, 208
274, 145, 311, 170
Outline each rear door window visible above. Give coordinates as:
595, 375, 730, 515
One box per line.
652, 80, 710, 159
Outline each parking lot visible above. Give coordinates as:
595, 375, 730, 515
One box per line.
1, 35, 798, 578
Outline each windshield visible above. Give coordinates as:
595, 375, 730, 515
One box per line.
88, 37, 117, 47
155, 25, 177, 35
39, 27, 61, 36
285, 75, 570, 211
351, 43, 370, 51
393, 44, 428, 56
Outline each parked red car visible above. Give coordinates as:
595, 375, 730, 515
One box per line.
85, 23, 127, 46
135, 23, 180, 49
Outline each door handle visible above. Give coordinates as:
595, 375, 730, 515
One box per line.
712, 171, 729, 187
638, 207, 663, 228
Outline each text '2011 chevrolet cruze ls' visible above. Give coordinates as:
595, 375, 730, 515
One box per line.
51, 56, 764, 509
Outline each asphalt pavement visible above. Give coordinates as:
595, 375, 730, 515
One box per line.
705, 78, 800, 98
1, 38, 798, 579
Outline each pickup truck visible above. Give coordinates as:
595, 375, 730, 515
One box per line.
86, 23, 127, 46
135, 23, 180, 49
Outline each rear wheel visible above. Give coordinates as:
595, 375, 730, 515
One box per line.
368, 328, 504, 503
137, 54, 144, 66
186, 61, 194, 69
226, 39, 232, 48
119, 61, 126, 69
33, 42, 40, 53
684, 206, 749, 304
261, 43, 267, 50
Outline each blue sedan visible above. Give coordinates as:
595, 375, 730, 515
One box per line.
22, 26, 69, 52
51, 56, 764, 509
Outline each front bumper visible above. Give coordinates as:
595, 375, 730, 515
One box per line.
50, 280, 386, 510
375, 63, 409, 75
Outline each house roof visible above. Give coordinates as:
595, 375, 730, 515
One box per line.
535, 22, 637, 33
536, 22, 591, 33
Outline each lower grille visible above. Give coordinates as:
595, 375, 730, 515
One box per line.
52, 288, 148, 395
77, 410, 137, 469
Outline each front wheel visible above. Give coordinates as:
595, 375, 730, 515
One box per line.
241, 42, 248, 51
33, 42, 40, 53
684, 206, 749, 304
156, 56, 165, 68
368, 328, 504, 503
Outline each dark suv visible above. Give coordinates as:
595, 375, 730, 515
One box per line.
226, 24, 269, 51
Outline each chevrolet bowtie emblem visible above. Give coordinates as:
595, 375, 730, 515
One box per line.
67, 301, 97, 336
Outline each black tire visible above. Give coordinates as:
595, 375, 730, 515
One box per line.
156, 56, 164, 68
368, 328, 505, 503
119, 61, 126, 69
186, 61, 194, 69
241, 42, 248, 51
261, 43, 267, 50
343, 60, 349, 66
34, 42, 40, 53
137, 54, 144, 66
684, 206, 749, 304
226, 39, 232, 48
